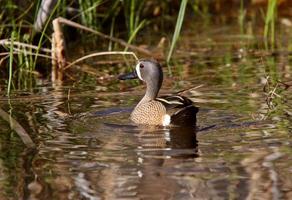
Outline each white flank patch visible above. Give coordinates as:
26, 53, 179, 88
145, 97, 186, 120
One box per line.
135, 63, 143, 80
162, 114, 171, 126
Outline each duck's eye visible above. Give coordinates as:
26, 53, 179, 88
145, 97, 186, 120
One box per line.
140, 63, 144, 68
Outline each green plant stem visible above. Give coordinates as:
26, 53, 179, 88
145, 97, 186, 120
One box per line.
130, 0, 135, 36
238, 0, 245, 34
109, 16, 116, 51
167, 0, 188, 71
8, 32, 14, 96
125, 20, 147, 51
264, 0, 277, 49
33, 0, 61, 69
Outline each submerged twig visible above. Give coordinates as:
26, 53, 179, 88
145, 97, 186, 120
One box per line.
264, 76, 282, 110
262, 76, 292, 121
0, 108, 35, 149
265, 80, 276, 110
63, 51, 138, 70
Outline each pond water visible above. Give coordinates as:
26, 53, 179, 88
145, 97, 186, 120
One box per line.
0, 23, 292, 199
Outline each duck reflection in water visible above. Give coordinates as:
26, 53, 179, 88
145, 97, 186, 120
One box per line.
135, 126, 198, 199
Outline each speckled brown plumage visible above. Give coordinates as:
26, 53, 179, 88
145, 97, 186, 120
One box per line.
131, 100, 166, 125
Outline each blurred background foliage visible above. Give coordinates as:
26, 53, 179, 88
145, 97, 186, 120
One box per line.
1, 0, 292, 82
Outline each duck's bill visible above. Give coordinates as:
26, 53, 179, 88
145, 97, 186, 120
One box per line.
118, 71, 138, 80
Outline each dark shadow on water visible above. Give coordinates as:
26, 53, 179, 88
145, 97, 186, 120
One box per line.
91, 107, 133, 117
103, 122, 137, 130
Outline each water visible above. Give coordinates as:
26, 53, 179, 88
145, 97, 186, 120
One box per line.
0, 28, 292, 199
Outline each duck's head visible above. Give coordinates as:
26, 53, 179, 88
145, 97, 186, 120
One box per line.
118, 59, 163, 86
119, 59, 163, 100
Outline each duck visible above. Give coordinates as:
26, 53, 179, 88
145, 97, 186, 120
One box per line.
118, 59, 198, 126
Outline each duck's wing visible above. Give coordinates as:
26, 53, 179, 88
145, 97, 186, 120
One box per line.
171, 105, 199, 126
155, 95, 193, 109
156, 95, 199, 126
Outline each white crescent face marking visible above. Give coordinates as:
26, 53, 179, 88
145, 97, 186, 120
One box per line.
135, 63, 143, 81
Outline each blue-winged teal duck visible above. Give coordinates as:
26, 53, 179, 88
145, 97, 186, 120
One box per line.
119, 59, 198, 126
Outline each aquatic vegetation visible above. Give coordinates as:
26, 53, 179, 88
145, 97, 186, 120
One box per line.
0, 0, 291, 91
7, 31, 14, 95
238, 0, 246, 34
33, 0, 61, 70
190, 0, 210, 25
264, 0, 277, 49
123, 0, 145, 39
264, 75, 291, 121
78, 0, 100, 28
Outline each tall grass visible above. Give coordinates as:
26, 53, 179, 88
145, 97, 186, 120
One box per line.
78, 0, 104, 28
167, 0, 188, 68
238, 0, 246, 34
264, 0, 277, 49
7, 31, 15, 96
129, 0, 136, 36
107, 1, 121, 51
1, 0, 285, 91
123, 0, 146, 40
33, 0, 61, 69
125, 20, 147, 51
191, 0, 210, 25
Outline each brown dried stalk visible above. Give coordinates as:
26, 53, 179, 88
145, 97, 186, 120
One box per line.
63, 51, 138, 70
54, 17, 152, 56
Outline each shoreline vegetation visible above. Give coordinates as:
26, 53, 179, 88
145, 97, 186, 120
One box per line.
0, 0, 291, 88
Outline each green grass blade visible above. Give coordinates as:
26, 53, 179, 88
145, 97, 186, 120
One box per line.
124, 19, 147, 52
167, 0, 188, 66
7, 32, 15, 96
264, 0, 277, 49
130, 0, 135, 36
33, 0, 61, 70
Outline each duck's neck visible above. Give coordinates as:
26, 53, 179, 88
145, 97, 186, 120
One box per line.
137, 80, 161, 106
